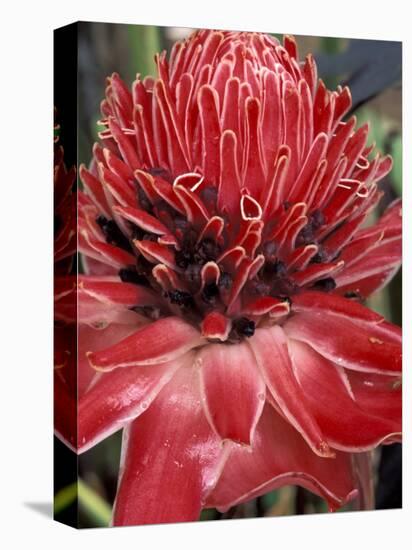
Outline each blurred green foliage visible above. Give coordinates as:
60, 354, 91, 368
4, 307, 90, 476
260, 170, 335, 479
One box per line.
320, 36, 345, 89
54, 482, 77, 515
127, 25, 163, 80
391, 135, 402, 196
78, 478, 112, 527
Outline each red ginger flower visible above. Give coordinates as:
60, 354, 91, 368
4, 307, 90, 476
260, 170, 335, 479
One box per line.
54, 117, 78, 449
74, 30, 402, 525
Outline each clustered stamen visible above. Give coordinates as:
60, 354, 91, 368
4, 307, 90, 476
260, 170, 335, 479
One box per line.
96, 215, 132, 252
90, 186, 348, 342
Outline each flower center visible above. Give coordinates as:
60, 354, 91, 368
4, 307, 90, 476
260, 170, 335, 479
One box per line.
93, 170, 344, 342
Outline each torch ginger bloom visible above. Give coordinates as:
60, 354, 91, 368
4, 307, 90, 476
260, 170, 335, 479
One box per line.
73, 30, 402, 526
54, 119, 77, 450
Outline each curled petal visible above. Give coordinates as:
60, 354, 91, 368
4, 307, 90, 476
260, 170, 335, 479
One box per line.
201, 312, 232, 341
249, 326, 332, 457
206, 404, 357, 512
284, 307, 402, 375
289, 339, 401, 451
87, 316, 204, 371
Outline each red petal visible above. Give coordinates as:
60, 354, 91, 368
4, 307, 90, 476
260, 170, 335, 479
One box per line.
333, 86, 352, 128
108, 118, 141, 171
79, 164, 111, 218
250, 326, 332, 457
261, 71, 282, 167
198, 85, 221, 184
303, 53, 318, 98
284, 308, 402, 375
113, 205, 169, 235
227, 255, 265, 314
242, 296, 287, 316
98, 163, 137, 207
79, 231, 135, 268
222, 77, 240, 137
200, 261, 220, 289
78, 355, 185, 453
112, 366, 227, 526
290, 260, 344, 287
282, 80, 302, 171
218, 130, 241, 218
133, 239, 179, 271
173, 183, 210, 228
206, 404, 357, 512
82, 256, 119, 276
197, 215, 225, 243
87, 316, 203, 371
54, 370, 76, 452
197, 342, 265, 444
335, 200, 401, 296
152, 264, 186, 293
335, 264, 401, 298
217, 246, 246, 273
289, 339, 401, 451
289, 132, 328, 203
261, 150, 290, 218
292, 290, 384, 323
78, 293, 145, 328
78, 322, 140, 396
284, 35, 298, 59
79, 276, 163, 308
201, 312, 232, 341
150, 174, 185, 213
286, 244, 318, 271
242, 97, 266, 196
134, 170, 161, 205
345, 368, 402, 423
154, 79, 191, 174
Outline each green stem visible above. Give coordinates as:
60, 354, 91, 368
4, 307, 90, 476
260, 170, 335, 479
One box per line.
78, 478, 112, 527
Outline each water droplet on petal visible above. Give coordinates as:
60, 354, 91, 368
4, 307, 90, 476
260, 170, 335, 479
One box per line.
369, 336, 383, 345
